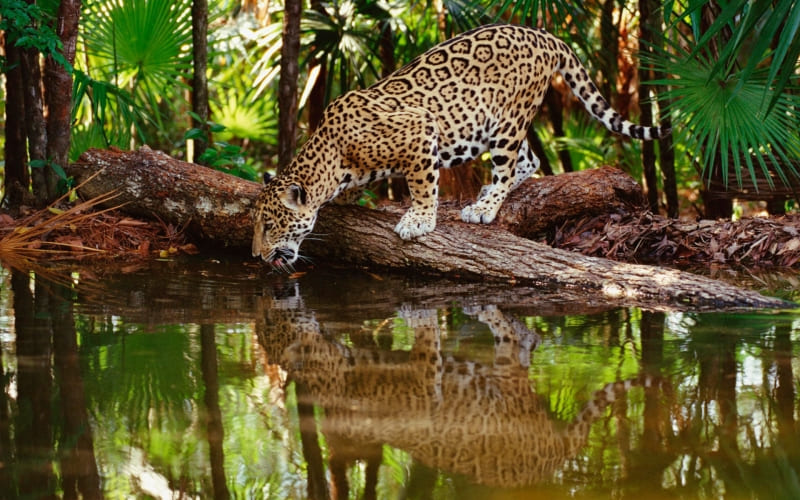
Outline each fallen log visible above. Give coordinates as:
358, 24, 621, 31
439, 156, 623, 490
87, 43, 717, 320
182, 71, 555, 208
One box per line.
68, 147, 790, 311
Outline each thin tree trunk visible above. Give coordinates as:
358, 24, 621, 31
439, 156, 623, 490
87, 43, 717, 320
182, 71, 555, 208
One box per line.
191, 0, 211, 160
307, 0, 329, 132
277, 0, 302, 172
546, 88, 574, 173
379, 20, 396, 79
44, 0, 82, 200
700, 1, 733, 219
599, 0, 619, 101
2, 36, 29, 207
639, 0, 659, 213
19, 44, 48, 204
659, 113, 677, 217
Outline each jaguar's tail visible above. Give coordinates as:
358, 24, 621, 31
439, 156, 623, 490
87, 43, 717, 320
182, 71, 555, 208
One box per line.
556, 40, 670, 140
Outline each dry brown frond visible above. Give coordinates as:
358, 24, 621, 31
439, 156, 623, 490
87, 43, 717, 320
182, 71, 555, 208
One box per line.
0, 189, 121, 261
1, 171, 194, 269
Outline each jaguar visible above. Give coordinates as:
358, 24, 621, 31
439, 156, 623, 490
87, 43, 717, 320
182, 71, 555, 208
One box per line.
252, 23, 669, 268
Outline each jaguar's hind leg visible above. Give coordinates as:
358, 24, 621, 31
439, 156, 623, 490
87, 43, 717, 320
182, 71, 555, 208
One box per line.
462, 130, 528, 224
475, 139, 541, 201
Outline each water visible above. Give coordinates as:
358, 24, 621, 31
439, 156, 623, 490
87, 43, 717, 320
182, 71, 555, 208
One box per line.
1, 259, 799, 499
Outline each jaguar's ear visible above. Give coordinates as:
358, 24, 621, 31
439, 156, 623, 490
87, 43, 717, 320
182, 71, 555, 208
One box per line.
262, 172, 273, 184
280, 184, 307, 210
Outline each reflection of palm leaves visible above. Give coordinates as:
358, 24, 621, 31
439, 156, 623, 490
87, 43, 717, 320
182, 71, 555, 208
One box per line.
82, 0, 193, 130
82, 324, 198, 434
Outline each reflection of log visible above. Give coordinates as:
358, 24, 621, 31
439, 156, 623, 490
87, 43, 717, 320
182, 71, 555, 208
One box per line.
68, 147, 789, 311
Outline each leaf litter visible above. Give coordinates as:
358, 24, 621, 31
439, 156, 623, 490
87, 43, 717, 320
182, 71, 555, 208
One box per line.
1, 192, 196, 267
551, 211, 800, 267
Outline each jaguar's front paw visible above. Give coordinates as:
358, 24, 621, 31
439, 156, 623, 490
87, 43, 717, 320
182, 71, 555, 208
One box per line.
461, 202, 499, 224
394, 210, 436, 240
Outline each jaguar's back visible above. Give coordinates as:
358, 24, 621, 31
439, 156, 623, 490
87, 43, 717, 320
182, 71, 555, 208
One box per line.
368, 24, 663, 170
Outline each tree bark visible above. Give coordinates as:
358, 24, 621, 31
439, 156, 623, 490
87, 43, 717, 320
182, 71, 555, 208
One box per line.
638, 0, 658, 213
277, 0, 302, 172
191, 0, 211, 159
494, 165, 645, 238
44, 0, 82, 199
68, 147, 789, 311
2, 36, 29, 207
306, 0, 331, 132
20, 43, 48, 204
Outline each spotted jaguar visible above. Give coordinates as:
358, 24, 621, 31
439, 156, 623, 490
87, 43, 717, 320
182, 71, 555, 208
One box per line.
252, 24, 668, 267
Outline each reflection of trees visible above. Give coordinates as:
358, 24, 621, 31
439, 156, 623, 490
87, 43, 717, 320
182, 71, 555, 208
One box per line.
200, 323, 230, 500
11, 270, 56, 498
4, 266, 799, 498
8, 272, 102, 498
51, 276, 103, 499
634, 313, 800, 498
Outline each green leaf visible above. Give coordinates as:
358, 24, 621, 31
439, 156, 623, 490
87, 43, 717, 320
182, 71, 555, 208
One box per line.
50, 162, 67, 180
184, 128, 206, 140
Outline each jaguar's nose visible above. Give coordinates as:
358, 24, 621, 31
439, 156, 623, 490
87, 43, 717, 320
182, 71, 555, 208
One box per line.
270, 247, 297, 268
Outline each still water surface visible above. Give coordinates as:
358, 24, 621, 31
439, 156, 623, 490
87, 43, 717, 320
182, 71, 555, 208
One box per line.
1, 259, 799, 499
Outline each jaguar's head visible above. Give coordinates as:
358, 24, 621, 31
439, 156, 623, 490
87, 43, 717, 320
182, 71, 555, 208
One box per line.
252, 176, 318, 270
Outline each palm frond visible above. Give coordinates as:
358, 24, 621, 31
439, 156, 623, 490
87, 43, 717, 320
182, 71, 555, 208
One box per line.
650, 40, 800, 191
81, 0, 193, 123
670, 0, 800, 114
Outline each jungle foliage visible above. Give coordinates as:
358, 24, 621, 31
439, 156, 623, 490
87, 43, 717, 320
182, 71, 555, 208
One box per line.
1, 0, 799, 215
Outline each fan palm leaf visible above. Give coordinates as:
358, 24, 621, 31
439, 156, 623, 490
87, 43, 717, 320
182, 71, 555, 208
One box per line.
651, 43, 800, 191
676, 0, 800, 114
81, 0, 193, 132
301, 0, 383, 105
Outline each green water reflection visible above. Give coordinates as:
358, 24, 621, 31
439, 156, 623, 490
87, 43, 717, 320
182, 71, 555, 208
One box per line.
1, 261, 799, 499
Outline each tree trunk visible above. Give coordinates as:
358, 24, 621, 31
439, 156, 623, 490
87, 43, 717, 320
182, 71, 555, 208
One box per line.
638, 0, 659, 213
2, 36, 29, 207
277, 0, 302, 172
191, 0, 211, 159
44, 0, 82, 199
307, 0, 330, 132
20, 44, 49, 204
545, 88, 573, 173
67, 147, 789, 311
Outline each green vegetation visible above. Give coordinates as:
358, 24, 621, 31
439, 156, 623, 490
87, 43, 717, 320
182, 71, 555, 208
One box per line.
1, 0, 799, 215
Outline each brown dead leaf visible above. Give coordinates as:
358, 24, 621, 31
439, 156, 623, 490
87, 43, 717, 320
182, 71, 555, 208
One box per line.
54, 236, 85, 250
780, 237, 800, 254
179, 243, 199, 255
117, 218, 150, 227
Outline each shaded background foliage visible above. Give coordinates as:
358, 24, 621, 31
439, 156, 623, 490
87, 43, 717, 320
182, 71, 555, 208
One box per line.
1, 0, 799, 217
